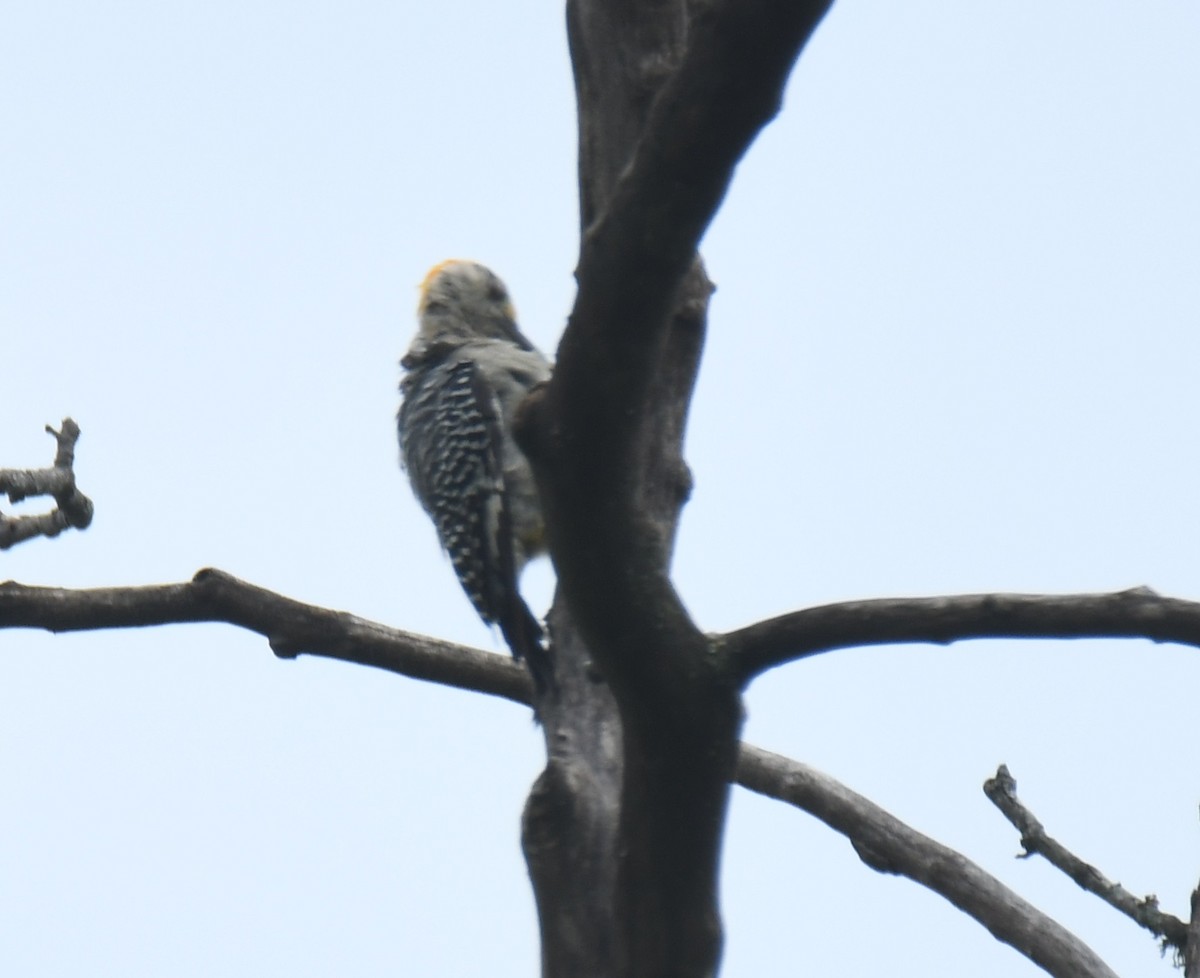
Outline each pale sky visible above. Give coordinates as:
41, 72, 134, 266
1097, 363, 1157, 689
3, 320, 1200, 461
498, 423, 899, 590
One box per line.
3, 3, 1199, 976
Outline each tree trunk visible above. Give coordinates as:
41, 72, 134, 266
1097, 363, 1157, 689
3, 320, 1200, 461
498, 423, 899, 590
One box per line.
521, 3, 735, 977
520, 1, 831, 974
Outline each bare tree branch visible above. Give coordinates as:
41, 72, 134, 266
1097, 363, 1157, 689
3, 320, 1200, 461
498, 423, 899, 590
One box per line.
727, 588, 1200, 685
739, 746, 1118, 978
984, 764, 1188, 958
0, 419, 94, 549
0, 570, 531, 704
0, 573, 1140, 976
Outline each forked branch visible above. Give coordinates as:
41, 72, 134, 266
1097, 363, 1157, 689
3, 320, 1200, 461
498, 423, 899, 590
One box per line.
0, 419, 94, 549
535, 8, 834, 973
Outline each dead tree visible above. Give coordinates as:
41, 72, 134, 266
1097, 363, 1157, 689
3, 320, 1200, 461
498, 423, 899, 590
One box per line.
3, 3, 1198, 977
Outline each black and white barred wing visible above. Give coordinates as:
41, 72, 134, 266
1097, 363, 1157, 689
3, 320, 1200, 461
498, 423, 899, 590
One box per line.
398, 357, 544, 666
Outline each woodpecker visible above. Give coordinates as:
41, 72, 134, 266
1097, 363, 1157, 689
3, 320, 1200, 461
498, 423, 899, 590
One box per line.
398, 260, 553, 690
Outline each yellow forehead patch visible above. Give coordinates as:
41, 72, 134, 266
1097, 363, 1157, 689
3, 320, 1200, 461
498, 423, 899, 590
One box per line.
417, 259, 472, 314
416, 259, 515, 321
419, 259, 468, 295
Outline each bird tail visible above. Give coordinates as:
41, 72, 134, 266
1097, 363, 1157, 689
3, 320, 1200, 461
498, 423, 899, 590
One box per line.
500, 598, 553, 694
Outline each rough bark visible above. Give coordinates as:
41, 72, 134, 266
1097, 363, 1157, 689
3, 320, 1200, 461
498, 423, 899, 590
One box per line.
519, 2, 831, 974
1186, 888, 1200, 978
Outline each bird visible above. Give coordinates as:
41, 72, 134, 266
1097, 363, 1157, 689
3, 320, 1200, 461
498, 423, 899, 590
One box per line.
397, 259, 553, 691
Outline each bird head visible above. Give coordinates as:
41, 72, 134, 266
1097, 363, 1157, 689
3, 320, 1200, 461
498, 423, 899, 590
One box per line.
419, 259, 517, 329
404, 259, 537, 369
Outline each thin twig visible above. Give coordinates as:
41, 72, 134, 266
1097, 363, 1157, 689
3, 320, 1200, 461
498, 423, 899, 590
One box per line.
740, 746, 1117, 978
984, 764, 1187, 957
0, 419, 94, 549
